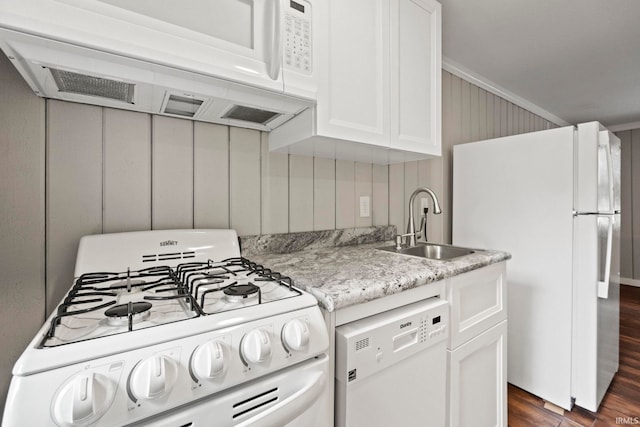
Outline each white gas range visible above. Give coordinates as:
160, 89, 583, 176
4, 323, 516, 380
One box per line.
3, 229, 330, 427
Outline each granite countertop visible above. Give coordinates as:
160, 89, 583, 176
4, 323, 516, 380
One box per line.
248, 236, 510, 312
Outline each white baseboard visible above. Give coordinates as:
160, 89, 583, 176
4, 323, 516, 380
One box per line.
620, 277, 640, 287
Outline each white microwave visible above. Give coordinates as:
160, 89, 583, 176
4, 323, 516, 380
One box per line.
0, 0, 317, 100
0, 0, 317, 130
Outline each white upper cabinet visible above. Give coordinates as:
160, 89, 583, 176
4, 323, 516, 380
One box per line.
319, 0, 391, 147
390, 0, 441, 154
270, 0, 442, 164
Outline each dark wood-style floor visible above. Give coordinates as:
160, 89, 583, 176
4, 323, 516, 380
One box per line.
508, 285, 640, 426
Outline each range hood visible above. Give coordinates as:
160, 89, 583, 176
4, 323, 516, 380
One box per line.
0, 28, 313, 131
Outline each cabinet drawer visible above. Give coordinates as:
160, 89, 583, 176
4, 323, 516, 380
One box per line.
447, 262, 506, 349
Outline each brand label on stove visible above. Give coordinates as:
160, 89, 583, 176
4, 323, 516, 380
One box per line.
160, 240, 178, 246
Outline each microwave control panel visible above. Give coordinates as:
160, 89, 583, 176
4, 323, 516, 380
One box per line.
284, 0, 312, 75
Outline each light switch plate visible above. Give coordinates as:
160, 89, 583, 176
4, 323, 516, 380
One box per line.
359, 196, 370, 218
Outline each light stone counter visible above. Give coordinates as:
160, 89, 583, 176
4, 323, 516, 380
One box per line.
245, 229, 510, 312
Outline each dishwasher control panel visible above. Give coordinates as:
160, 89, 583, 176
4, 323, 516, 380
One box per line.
335, 297, 448, 385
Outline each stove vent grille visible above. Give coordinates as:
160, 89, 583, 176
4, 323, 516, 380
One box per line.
232, 387, 279, 419
222, 105, 281, 125
163, 94, 204, 118
49, 68, 135, 103
142, 251, 196, 263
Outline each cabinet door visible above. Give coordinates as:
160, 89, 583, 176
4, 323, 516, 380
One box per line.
317, 0, 390, 146
448, 320, 507, 427
389, 0, 441, 155
448, 262, 506, 350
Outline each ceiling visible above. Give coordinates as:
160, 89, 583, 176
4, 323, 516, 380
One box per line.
440, 0, 640, 128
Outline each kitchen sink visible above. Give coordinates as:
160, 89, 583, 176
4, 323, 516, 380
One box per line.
377, 242, 475, 260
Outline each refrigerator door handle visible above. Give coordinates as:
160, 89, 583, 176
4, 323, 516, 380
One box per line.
597, 215, 614, 299
599, 130, 615, 213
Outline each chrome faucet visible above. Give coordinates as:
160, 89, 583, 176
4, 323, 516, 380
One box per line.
402, 187, 442, 247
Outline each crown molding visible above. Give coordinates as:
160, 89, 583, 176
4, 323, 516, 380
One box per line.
442, 57, 571, 127
607, 121, 640, 133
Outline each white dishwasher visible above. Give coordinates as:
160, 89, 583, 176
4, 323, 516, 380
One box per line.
335, 297, 448, 427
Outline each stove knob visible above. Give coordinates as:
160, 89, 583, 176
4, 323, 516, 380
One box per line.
129, 355, 178, 401
282, 318, 311, 352
191, 340, 226, 380
240, 329, 272, 365
52, 372, 115, 427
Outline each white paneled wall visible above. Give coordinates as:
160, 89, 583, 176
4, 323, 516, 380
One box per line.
229, 127, 261, 236
0, 52, 558, 418
616, 129, 639, 282
0, 54, 45, 419
313, 157, 336, 231
152, 116, 194, 229
46, 101, 103, 314
103, 109, 151, 233
261, 134, 289, 234
41, 101, 399, 313
194, 123, 229, 229
289, 155, 314, 232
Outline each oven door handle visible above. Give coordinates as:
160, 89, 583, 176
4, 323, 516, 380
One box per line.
236, 360, 327, 427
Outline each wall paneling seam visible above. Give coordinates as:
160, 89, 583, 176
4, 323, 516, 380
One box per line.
101, 108, 106, 234
312, 157, 316, 230
149, 113, 154, 230
631, 131, 635, 279
191, 121, 195, 229
227, 127, 231, 229
44, 100, 49, 317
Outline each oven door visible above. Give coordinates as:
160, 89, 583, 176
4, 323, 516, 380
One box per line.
131, 354, 330, 427
0, 0, 287, 92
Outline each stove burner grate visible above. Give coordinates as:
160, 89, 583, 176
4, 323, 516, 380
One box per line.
42, 257, 301, 346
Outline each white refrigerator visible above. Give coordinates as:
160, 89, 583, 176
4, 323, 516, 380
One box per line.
452, 122, 620, 412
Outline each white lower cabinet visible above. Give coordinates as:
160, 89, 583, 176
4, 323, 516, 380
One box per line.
447, 320, 507, 427
446, 261, 507, 427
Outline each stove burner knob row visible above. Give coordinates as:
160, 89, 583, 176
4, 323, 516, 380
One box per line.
191, 340, 226, 380
52, 372, 115, 427
129, 355, 179, 401
282, 318, 311, 353
240, 328, 272, 365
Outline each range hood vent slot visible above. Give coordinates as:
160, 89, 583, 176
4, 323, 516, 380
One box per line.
222, 105, 281, 125
163, 94, 204, 118
49, 68, 135, 103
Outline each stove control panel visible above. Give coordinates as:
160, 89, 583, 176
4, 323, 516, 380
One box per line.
11, 305, 329, 427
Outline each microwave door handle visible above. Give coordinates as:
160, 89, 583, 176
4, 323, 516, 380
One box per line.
597, 216, 614, 299
267, 0, 283, 80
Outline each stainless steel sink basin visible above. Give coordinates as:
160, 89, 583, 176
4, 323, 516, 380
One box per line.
377, 243, 475, 260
